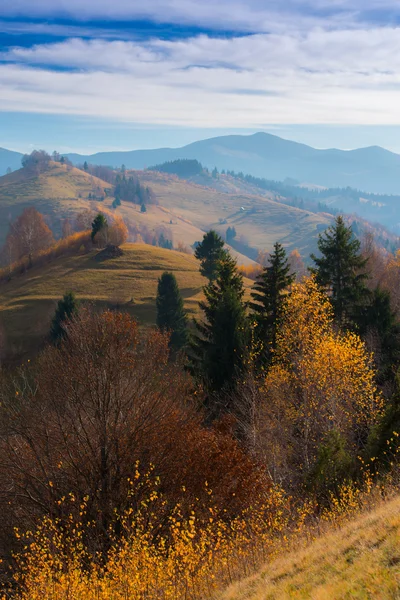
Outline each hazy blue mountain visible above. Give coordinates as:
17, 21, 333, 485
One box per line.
66, 132, 400, 195
0, 148, 23, 175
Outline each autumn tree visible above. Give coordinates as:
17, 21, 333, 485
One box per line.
256, 277, 382, 486
108, 215, 128, 247
249, 242, 294, 364
5, 207, 54, 267
288, 249, 306, 281
189, 254, 249, 413
0, 309, 261, 563
50, 291, 79, 344
156, 272, 188, 350
310, 216, 369, 325
194, 230, 228, 281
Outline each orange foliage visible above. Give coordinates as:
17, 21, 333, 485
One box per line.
0, 230, 92, 283
238, 264, 263, 280
3, 207, 54, 266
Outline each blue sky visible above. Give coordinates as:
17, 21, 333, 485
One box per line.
1, 1, 400, 154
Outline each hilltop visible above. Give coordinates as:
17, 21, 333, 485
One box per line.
0, 161, 112, 241
223, 494, 400, 599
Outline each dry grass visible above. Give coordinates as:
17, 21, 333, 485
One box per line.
221, 495, 400, 600
139, 171, 332, 256
0, 163, 113, 240
0, 164, 330, 261
0, 243, 207, 358
0, 242, 255, 359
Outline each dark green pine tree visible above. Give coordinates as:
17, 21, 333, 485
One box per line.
91, 213, 108, 241
194, 230, 228, 281
189, 254, 249, 413
50, 291, 79, 344
356, 287, 400, 385
156, 272, 188, 350
310, 216, 369, 324
249, 242, 294, 363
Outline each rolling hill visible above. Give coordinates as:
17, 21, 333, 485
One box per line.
222, 494, 400, 600
65, 132, 400, 195
0, 162, 332, 261
0, 244, 209, 359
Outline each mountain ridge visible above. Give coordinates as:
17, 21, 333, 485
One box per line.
2, 132, 400, 193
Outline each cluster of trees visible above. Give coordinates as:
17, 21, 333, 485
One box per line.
225, 226, 237, 244
148, 159, 204, 178
0, 208, 129, 281
21, 150, 51, 174
152, 220, 400, 485
114, 174, 155, 210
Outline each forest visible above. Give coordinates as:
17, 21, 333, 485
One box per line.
0, 215, 400, 598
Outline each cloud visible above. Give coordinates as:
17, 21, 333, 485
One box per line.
1, 25, 400, 128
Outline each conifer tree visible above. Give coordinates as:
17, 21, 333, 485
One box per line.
156, 272, 188, 350
310, 216, 369, 324
91, 213, 108, 242
356, 287, 400, 385
189, 254, 249, 410
249, 242, 294, 362
194, 230, 227, 280
50, 291, 79, 344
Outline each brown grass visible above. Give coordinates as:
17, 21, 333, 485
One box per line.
0, 244, 203, 359
221, 494, 400, 600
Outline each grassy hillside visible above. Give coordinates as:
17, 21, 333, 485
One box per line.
0, 162, 112, 241
0, 161, 332, 262
222, 495, 400, 600
0, 243, 211, 358
138, 170, 332, 257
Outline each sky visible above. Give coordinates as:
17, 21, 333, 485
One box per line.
1, 1, 400, 154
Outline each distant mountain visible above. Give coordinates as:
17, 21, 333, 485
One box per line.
66, 133, 400, 195
0, 148, 23, 175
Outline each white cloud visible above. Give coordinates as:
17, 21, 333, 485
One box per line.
1, 18, 400, 127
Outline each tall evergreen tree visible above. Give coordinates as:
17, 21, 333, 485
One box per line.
50, 291, 79, 344
194, 230, 227, 280
156, 272, 188, 350
356, 287, 400, 385
249, 242, 294, 362
91, 213, 108, 242
310, 216, 369, 324
189, 254, 249, 412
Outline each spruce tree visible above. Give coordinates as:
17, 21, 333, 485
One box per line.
189, 254, 248, 410
249, 242, 294, 362
356, 287, 400, 385
194, 230, 227, 280
91, 213, 108, 242
50, 291, 79, 344
156, 272, 188, 350
310, 216, 369, 324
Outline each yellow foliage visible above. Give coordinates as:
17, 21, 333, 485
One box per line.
264, 277, 382, 469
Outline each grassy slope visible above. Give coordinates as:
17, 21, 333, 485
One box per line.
222, 496, 400, 600
0, 163, 331, 260
0, 164, 254, 265
139, 171, 331, 256
0, 243, 210, 357
0, 162, 112, 240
